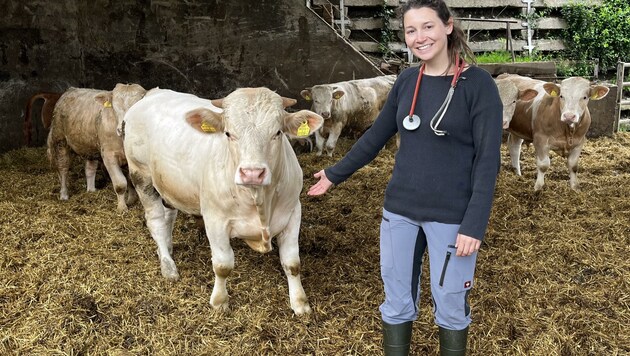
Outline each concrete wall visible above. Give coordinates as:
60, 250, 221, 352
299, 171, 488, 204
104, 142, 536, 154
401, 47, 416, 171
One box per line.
0, 0, 383, 153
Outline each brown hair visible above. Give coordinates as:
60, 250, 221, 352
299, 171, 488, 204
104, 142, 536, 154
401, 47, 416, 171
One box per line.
400, 0, 477, 67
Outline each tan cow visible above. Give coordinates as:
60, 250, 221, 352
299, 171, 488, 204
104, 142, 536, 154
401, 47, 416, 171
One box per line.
494, 76, 538, 129
47, 83, 146, 211
23, 92, 61, 145
122, 87, 323, 315
502, 74, 609, 190
301, 74, 396, 156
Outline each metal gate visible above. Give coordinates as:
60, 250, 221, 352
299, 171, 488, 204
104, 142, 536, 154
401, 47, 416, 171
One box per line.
616, 61, 630, 131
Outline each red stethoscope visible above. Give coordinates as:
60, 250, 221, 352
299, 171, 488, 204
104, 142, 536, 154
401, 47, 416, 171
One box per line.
402, 53, 466, 135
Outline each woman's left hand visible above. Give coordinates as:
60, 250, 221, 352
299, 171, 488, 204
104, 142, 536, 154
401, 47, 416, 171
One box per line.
455, 234, 481, 257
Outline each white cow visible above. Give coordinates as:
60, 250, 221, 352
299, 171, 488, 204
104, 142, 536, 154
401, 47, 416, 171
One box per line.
301, 75, 396, 156
123, 87, 323, 315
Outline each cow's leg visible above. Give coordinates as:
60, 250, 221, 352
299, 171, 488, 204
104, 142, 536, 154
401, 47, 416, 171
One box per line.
50, 141, 71, 200
314, 129, 325, 156
534, 143, 551, 191
85, 159, 99, 192
567, 146, 583, 190
325, 122, 344, 157
204, 219, 233, 312
276, 204, 311, 315
129, 169, 180, 280
101, 153, 130, 212
507, 133, 524, 176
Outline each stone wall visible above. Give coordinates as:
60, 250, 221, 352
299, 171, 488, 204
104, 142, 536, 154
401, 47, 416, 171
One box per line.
0, 0, 383, 152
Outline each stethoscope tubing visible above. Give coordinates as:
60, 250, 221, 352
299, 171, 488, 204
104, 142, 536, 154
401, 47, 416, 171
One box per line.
404, 54, 466, 135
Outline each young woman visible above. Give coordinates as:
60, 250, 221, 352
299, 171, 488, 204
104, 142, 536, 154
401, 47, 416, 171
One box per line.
307, 0, 503, 355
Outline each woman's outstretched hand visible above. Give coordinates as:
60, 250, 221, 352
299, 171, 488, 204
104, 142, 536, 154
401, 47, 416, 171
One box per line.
307, 170, 334, 196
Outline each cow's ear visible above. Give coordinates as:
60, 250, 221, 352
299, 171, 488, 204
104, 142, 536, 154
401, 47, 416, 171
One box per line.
283, 110, 324, 138
519, 88, 538, 101
589, 85, 610, 100
210, 98, 225, 108
543, 83, 561, 97
185, 108, 224, 134
94, 92, 114, 108
282, 97, 297, 108
332, 90, 345, 100
300, 89, 312, 101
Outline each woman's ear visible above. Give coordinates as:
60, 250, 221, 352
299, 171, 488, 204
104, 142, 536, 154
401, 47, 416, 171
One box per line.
446, 17, 454, 35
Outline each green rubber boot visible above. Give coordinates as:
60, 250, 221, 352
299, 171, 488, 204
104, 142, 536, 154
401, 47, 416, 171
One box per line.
382, 320, 412, 356
438, 326, 469, 355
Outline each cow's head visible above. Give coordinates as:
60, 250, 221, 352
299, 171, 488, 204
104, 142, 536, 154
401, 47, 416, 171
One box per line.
301, 85, 345, 120
495, 78, 538, 129
186, 87, 323, 186
95, 83, 147, 136
543, 77, 609, 127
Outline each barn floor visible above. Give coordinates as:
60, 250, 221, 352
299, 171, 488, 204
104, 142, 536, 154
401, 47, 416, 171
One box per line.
1, 133, 629, 355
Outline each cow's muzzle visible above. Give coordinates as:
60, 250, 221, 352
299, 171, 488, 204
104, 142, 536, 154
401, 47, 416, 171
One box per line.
236, 167, 269, 186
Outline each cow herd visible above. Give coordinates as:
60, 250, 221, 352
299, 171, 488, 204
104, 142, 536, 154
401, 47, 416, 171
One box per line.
23, 71, 609, 314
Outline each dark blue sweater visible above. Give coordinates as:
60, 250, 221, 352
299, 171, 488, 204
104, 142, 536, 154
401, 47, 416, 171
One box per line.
324, 65, 503, 240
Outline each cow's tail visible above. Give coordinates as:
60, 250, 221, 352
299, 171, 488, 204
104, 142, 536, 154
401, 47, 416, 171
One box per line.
23, 92, 61, 145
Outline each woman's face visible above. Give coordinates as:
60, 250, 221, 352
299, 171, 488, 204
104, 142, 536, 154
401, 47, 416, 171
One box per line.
403, 7, 452, 64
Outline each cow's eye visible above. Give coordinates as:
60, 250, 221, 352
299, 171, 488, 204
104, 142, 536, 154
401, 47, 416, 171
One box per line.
583, 96, 588, 100
225, 132, 231, 138
276, 130, 282, 136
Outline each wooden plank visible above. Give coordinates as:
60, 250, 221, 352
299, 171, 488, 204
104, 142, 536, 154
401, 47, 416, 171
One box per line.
312, 0, 399, 6
352, 39, 565, 54
349, 17, 401, 30
446, 0, 602, 7
477, 62, 556, 77
459, 17, 565, 30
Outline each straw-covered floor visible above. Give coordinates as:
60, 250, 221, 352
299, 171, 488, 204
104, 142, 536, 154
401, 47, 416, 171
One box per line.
1, 133, 629, 355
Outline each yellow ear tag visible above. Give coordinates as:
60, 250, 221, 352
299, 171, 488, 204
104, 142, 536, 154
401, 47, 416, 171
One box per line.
103, 101, 112, 108
550, 90, 558, 97
590, 93, 599, 99
201, 121, 216, 133
297, 121, 310, 137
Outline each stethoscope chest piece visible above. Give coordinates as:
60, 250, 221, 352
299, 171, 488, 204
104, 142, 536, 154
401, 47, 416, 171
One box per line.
403, 114, 421, 131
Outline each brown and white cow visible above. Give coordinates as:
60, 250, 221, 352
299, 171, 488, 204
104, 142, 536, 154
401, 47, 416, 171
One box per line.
301, 74, 396, 156
122, 87, 323, 315
502, 74, 609, 190
47, 83, 146, 211
494, 76, 538, 129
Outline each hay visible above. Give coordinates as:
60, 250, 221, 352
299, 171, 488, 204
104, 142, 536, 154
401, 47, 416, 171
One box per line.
1, 133, 629, 355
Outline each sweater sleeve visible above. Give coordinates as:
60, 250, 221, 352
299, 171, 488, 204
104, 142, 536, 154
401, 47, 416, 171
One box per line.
458, 70, 503, 240
324, 78, 401, 185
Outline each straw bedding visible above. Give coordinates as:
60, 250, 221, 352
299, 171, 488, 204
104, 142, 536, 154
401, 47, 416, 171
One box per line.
1, 133, 629, 355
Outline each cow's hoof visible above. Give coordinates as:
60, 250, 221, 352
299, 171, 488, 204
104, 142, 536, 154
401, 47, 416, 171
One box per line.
160, 258, 179, 280
210, 295, 230, 312
116, 204, 129, 213
292, 303, 312, 316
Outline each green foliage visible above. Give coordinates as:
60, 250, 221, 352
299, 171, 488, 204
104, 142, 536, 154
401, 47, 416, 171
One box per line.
378, 2, 397, 57
561, 0, 630, 73
554, 59, 596, 77
475, 51, 536, 63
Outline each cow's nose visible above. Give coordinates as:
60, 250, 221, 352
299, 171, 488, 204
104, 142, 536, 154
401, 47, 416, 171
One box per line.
563, 113, 577, 123
239, 167, 267, 185
321, 112, 331, 119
